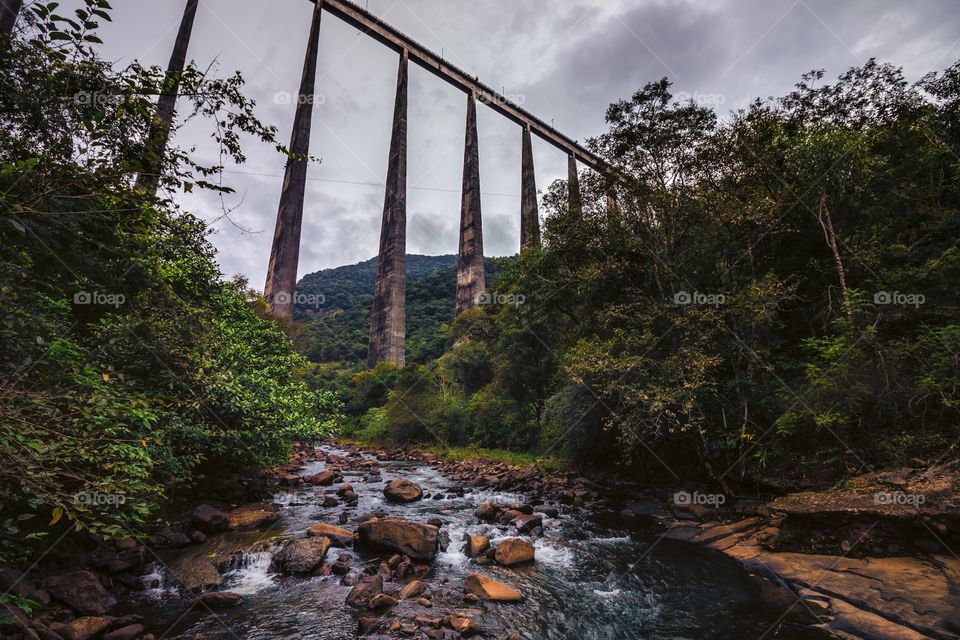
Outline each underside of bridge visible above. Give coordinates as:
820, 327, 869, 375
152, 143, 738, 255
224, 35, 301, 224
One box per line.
251, 0, 611, 366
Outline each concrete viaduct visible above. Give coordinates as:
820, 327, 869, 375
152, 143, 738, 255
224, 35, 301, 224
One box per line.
17, 0, 614, 368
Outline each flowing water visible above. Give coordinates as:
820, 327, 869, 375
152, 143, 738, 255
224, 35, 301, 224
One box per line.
136, 447, 801, 639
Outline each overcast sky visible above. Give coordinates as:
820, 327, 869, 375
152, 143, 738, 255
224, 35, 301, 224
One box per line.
79, 0, 960, 287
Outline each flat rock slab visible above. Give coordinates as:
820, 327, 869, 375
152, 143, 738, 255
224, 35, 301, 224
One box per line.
663, 515, 960, 639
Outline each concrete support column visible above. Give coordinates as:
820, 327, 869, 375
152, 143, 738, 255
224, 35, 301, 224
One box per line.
568, 153, 582, 216
456, 91, 485, 313
1, 0, 23, 36
607, 188, 619, 214
133, 0, 199, 194
520, 124, 540, 251
264, 0, 324, 318
367, 50, 408, 368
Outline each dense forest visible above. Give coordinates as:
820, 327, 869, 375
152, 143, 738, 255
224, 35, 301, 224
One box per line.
0, 0, 340, 563
317, 61, 960, 489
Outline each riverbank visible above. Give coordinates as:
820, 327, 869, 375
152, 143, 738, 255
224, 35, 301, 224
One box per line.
3, 440, 958, 639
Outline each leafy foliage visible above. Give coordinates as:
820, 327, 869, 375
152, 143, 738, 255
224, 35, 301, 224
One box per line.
0, 1, 339, 557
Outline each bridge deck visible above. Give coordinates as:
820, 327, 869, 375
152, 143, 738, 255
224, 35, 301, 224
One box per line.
312, 0, 604, 171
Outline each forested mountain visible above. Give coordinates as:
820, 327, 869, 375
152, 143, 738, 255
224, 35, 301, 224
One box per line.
294, 255, 508, 364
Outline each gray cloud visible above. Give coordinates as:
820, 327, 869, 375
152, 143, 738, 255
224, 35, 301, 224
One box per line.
61, 0, 960, 284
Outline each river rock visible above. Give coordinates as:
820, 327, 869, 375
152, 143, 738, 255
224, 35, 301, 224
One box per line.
447, 609, 483, 635
494, 538, 535, 566
167, 553, 221, 592
357, 517, 438, 561
227, 503, 279, 530
56, 616, 112, 640
512, 514, 542, 533
196, 591, 244, 607
305, 469, 338, 486
620, 498, 669, 522
368, 593, 398, 610
346, 575, 383, 607
273, 536, 331, 574
45, 571, 116, 615
383, 478, 423, 503
102, 624, 144, 640
191, 504, 229, 534
474, 500, 498, 520
398, 579, 427, 599
307, 523, 354, 546
534, 505, 559, 518
463, 573, 523, 601
463, 534, 490, 558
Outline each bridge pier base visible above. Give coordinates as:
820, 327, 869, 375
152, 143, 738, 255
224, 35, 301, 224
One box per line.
264, 0, 324, 318
520, 124, 540, 251
367, 51, 408, 368
456, 92, 485, 313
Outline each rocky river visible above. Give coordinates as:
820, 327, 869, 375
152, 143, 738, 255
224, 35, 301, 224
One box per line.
126, 445, 808, 639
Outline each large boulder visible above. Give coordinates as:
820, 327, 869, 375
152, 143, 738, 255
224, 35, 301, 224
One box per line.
383, 478, 423, 503
307, 523, 353, 547
45, 571, 116, 615
463, 573, 523, 601
192, 504, 230, 534
227, 503, 279, 530
357, 517, 438, 562
494, 538, 535, 566
273, 537, 331, 575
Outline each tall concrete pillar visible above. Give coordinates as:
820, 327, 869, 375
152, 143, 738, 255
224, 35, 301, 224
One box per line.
607, 188, 619, 214
367, 51, 408, 368
263, 0, 324, 318
1, 0, 23, 36
456, 92, 485, 313
568, 153, 582, 216
133, 0, 199, 194
520, 124, 540, 251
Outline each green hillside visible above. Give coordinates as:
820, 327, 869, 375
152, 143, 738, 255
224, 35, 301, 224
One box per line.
294, 255, 509, 364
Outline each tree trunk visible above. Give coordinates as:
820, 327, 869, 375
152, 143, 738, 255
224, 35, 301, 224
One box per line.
818, 192, 852, 319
